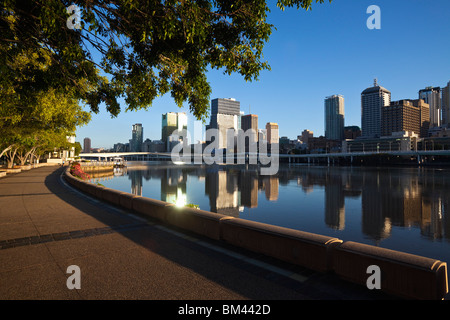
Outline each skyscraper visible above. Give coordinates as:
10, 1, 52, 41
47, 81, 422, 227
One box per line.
241, 114, 258, 133
130, 123, 143, 152
266, 122, 279, 144
162, 112, 188, 151
83, 137, 91, 153
241, 114, 258, 152
361, 79, 391, 138
208, 98, 241, 149
419, 86, 441, 128
442, 81, 450, 126
324, 94, 345, 141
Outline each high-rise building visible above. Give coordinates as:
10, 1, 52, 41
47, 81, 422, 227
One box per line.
83, 137, 91, 153
324, 94, 345, 141
442, 81, 450, 125
240, 114, 258, 152
361, 79, 391, 138
241, 114, 258, 133
419, 86, 441, 128
266, 122, 279, 144
211, 98, 241, 116
162, 112, 188, 151
130, 123, 143, 152
208, 98, 241, 149
381, 99, 430, 138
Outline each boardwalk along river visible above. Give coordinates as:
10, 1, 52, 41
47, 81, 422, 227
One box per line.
92, 161, 450, 266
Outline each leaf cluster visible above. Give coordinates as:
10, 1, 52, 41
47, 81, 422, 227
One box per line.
1, 0, 331, 120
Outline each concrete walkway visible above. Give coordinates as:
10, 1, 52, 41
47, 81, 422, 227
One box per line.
0, 165, 394, 300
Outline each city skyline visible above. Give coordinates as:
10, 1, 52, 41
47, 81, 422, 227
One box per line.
75, 0, 450, 149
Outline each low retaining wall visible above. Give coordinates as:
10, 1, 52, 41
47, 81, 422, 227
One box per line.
220, 218, 342, 273
81, 165, 114, 173
64, 169, 449, 300
0, 168, 22, 173
0, 162, 60, 178
16, 165, 32, 171
333, 241, 448, 300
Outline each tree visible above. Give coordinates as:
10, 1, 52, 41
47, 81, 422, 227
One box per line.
74, 142, 82, 156
0, 83, 91, 167
0, 47, 91, 167
1, 0, 331, 121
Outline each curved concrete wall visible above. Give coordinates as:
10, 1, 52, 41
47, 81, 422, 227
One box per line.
220, 217, 341, 273
333, 241, 448, 300
64, 169, 448, 300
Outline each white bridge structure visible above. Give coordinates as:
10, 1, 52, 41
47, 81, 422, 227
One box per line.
78, 149, 450, 165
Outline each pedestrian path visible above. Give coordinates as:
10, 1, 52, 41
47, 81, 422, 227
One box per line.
0, 165, 395, 300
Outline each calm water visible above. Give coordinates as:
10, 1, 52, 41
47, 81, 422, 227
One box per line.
94, 161, 450, 264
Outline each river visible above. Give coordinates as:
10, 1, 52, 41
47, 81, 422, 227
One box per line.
93, 161, 450, 264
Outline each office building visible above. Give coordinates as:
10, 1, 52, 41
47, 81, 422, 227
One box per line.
211, 98, 241, 116
344, 126, 361, 140
240, 114, 258, 152
241, 114, 258, 133
442, 81, 450, 125
266, 122, 279, 144
361, 79, 391, 138
381, 99, 430, 138
241, 114, 258, 140
162, 112, 188, 151
325, 94, 345, 141
300, 130, 314, 145
419, 86, 441, 128
130, 123, 143, 152
208, 98, 241, 149
83, 137, 91, 153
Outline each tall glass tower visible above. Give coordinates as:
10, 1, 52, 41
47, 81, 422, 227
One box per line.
162, 112, 188, 151
324, 95, 345, 141
361, 79, 391, 138
442, 82, 450, 125
131, 123, 143, 152
419, 86, 441, 128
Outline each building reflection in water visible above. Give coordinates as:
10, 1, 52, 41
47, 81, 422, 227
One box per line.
125, 164, 280, 218
128, 169, 143, 196
123, 163, 450, 244
286, 166, 450, 243
161, 168, 187, 207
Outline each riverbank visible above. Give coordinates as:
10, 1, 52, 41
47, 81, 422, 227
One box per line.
65, 165, 448, 300
1, 165, 404, 300
0, 162, 60, 177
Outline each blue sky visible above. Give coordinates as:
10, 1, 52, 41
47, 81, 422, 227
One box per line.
75, 0, 450, 149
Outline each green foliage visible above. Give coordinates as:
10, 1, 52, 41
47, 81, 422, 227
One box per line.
0, 43, 92, 164
74, 142, 82, 156
1, 0, 331, 121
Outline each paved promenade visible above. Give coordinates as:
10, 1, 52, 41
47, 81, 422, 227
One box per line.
0, 165, 395, 301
